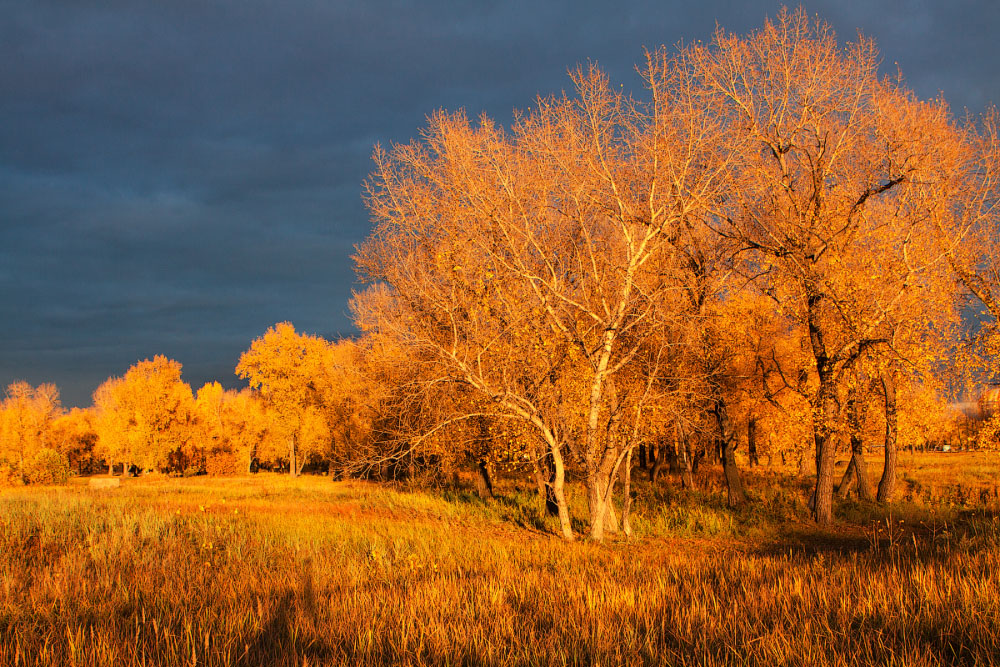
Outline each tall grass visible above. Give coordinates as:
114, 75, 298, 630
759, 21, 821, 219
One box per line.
1, 464, 998, 666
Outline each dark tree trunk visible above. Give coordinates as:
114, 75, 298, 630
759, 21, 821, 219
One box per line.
532, 449, 560, 517
621, 449, 634, 537
714, 398, 745, 508
877, 371, 898, 503
806, 291, 841, 525
747, 416, 760, 468
638, 444, 648, 470
664, 436, 680, 473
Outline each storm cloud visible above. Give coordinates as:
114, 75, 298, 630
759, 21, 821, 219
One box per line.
2, 0, 998, 405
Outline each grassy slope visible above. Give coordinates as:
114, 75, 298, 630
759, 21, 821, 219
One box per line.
1, 453, 998, 666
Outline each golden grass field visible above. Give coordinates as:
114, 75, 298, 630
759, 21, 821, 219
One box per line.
1, 452, 999, 666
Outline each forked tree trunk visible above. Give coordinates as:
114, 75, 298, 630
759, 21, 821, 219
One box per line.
836, 456, 856, 499
714, 398, 745, 508
837, 390, 874, 501
877, 371, 898, 503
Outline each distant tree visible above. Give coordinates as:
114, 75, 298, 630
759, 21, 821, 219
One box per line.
0, 381, 62, 476
50, 408, 99, 475
92, 356, 195, 473
236, 322, 334, 476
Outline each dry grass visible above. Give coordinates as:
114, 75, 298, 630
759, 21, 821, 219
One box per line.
1, 459, 999, 666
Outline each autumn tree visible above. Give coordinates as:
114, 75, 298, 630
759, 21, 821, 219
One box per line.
237, 322, 334, 476
0, 381, 62, 478
92, 356, 195, 473
679, 8, 963, 523
50, 408, 99, 475
355, 53, 735, 540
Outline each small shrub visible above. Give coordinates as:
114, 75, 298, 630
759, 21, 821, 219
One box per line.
25, 448, 70, 485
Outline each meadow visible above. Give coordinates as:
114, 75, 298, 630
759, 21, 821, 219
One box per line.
1, 452, 999, 666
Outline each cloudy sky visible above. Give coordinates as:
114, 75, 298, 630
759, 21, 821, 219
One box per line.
2, 0, 998, 406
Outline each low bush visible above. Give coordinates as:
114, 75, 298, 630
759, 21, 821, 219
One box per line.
25, 448, 70, 485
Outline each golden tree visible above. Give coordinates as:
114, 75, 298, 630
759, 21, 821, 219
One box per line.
355, 57, 731, 540
679, 8, 963, 522
50, 408, 99, 475
92, 356, 195, 473
236, 322, 334, 476
0, 381, 62, 477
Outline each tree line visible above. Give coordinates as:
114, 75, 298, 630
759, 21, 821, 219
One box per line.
2, 10, 998, 541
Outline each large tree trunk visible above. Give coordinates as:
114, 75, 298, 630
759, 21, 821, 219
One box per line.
811, 381, 839, 523
587, 449, 622, 542
806, 292, 841, 525
877, 371, 898, 503
587, 467, 619, 541
714, 398, 745, 508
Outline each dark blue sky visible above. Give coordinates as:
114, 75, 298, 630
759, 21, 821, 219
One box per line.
3, 0, 998, 407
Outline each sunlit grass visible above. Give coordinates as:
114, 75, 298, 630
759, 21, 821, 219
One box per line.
2, 466, 999, 666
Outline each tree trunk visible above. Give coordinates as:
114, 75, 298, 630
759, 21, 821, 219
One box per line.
649, 456, 668, 483
747, 416, 760, 468
806, 290, 841, 525
638, 444, 648, 470
840, 390, 874, 501
532, 449, 560, 516
679, 437, 695, 490
836, 456, 857, 500
621, 449, 634, 538
811, 381, 839, 523
714, 398, 745, 508
877, 371, 898, 503
289, 437, 298, 478
549, 444, 574, 540
587, 450, 621, 541
474, 458, 494, 498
